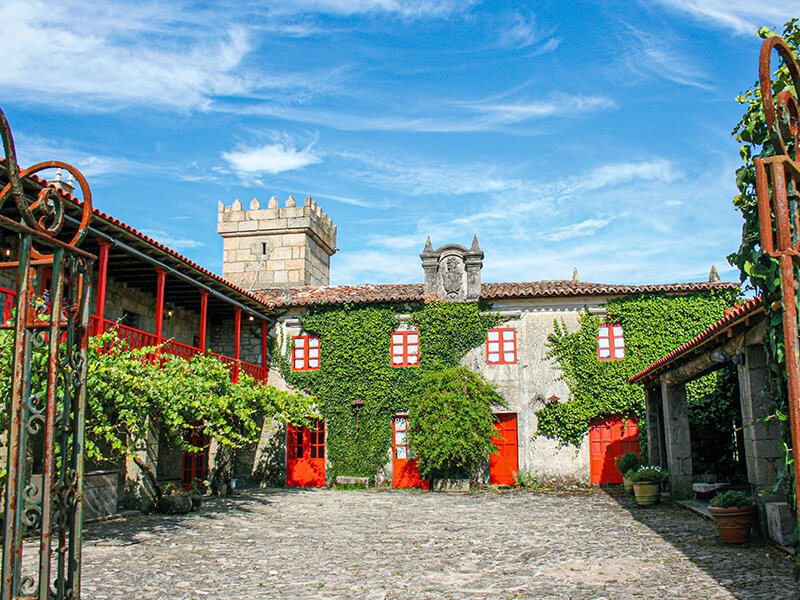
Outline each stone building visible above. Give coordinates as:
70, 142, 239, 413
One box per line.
215, 196, 737, 488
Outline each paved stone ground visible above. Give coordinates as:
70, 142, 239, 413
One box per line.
79, 487, 798, 600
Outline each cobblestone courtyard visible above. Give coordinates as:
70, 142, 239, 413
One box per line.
82, 488, 797, 600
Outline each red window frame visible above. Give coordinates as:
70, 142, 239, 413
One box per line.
598, 324, 625, 361
292, 335, 320, 371
486, 327, 517, 364
390, 330, 420, 367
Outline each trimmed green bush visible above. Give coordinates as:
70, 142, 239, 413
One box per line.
710, 490, 754, 509
629, 465, 668, 483
615, 451, 641, 477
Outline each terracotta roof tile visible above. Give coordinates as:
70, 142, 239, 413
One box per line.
629, 296, 764, 384
258, 280, 738, 308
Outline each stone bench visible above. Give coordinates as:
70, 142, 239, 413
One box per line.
692, 482, 729, 501
335, 476, 370, 487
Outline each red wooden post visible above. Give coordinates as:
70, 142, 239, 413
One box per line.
94, 239, 110, 335
155, 267, 166, 344
233, 307, 241, 383
198, 290, 208, 352
261, 319, 269, 382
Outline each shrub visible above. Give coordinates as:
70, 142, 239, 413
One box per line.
615, 451, 641, 477
629, 465, 668, 483
408, 366, 505, 479
710, 490, 754, 508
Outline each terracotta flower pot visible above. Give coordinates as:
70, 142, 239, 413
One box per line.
623, 475, 634, 495
708, 504, 756, 544
633, 482, 660, 506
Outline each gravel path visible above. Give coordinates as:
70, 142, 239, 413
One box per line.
80, 487, 798, 600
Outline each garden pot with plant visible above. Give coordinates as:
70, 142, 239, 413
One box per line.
615, 451, 640, 494
629, 466, 668, 506
708, 491, 757, 544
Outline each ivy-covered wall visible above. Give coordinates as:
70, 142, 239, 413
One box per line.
540, 290, 738, 452
274, 302, 500, 481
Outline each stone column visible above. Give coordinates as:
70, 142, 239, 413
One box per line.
738, 344, 783, 501
645, 386, 666, 467
660, 379, 693, 499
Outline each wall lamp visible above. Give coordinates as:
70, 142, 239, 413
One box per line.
352, 398, 364, 427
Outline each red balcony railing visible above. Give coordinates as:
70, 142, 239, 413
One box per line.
0, 286, 267, 383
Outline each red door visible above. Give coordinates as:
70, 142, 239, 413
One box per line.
589, 414, 640, 484
490, 413, 518, 485
182, 423, 207, 489
287, 420, 326, 487
392, 416, 422, 487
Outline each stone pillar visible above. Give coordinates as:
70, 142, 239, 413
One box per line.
660, 380, 693, 499
645, 386, 666, 467
738, 344, 784, 501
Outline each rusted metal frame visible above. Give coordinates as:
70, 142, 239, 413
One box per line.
2, 234, 32, 598
756, 35, 800, 532
0, 104, 95, 600
37, 245, 66, 599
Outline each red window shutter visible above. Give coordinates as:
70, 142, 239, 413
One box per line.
598, 324, 625, 361
486, 327, 517, 364
390, 330, 420, 368
292, 335, 321, 371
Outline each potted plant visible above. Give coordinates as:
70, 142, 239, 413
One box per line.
629, 465, 668, 506
615, 451, 640, 494
708, 491, 757, 544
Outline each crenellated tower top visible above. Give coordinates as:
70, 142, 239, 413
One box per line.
217, 195, 337, 290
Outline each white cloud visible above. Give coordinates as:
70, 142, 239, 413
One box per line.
650, 1, 797, 35
564, 159, 682, 194
222, 141, 321, 175
0, 1, 256, 110
495, 12, 561, 52
265, 0, 472, 18
543, 218, 613, 242
622, 27, 712, 89
140, 230, 205, 251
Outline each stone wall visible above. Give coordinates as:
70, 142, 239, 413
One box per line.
94, 275, 201, 346
207, 318, 263, 365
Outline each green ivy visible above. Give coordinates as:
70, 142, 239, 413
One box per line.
281, 302, 501, 480
538, 291, 736, 447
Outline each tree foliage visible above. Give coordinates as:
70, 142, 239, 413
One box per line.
0, 329, 313, 479
407, 367, 505, 478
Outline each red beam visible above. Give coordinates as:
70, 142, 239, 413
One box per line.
155, 267, 166, 344
94, 239, 110, 335
261, 319, 269, 382
199, 290, 208, 352
233, 307, 241, 383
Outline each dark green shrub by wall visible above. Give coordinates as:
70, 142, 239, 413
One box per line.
280, 302, 501, 480
539, 291, 736, 447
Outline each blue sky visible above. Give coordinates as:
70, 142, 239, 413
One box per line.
0, 1, 796, 288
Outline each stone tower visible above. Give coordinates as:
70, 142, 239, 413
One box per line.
217, 195, 337, 290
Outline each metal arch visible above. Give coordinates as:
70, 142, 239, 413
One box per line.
0, 106, 95, 600
754, 36, 800, 530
